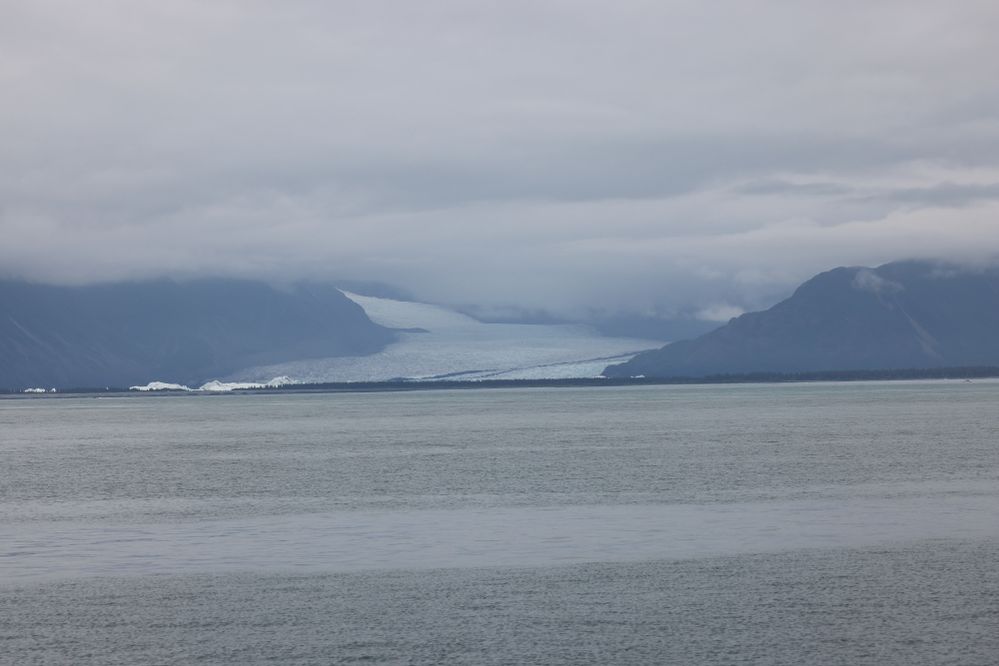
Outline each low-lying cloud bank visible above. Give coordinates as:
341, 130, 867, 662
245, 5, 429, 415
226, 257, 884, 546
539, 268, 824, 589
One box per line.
3, 1, 999, 317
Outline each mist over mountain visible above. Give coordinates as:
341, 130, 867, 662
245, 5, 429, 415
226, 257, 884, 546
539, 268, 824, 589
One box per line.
605, 260, 999, 378
0, 279, 394, 389
454, 305, 717, 343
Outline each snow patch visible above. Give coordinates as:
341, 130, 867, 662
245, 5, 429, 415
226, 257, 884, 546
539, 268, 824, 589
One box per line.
852, 269, 903, 295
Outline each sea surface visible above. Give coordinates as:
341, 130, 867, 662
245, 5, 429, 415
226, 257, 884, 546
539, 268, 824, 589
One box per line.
1, 381, 998, 664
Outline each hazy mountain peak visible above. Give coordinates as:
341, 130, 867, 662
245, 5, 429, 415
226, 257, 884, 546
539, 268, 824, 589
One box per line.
605, 259, 999, 378
0, 279, 395, 389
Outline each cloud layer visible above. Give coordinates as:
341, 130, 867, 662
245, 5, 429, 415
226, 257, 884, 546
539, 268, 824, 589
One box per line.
3, 1, 999, 317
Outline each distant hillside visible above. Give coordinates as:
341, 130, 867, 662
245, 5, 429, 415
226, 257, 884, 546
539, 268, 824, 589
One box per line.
604, 260, 999, 378
0, 279, 395, 389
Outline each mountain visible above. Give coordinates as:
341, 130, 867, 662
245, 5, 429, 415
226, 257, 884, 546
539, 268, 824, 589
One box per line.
604, 260, 999, 378
0, 279, 395, 389
588, 313, 719, 343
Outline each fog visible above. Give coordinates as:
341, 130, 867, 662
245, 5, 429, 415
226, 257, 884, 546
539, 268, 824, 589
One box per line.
3, 1, 999, 318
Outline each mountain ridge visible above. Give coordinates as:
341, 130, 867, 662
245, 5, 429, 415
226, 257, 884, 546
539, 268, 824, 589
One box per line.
0, 279, 395, 389
604, 260, 999, 378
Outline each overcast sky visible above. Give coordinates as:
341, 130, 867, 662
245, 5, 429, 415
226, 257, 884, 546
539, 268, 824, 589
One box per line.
3, 1, 999, 319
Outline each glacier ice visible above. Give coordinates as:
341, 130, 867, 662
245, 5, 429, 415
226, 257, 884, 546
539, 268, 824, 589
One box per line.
129, 382, 192, 392
227, 292, 664, 384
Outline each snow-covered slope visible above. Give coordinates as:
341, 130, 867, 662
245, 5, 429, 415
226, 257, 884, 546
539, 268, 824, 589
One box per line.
226, 292, 663, 383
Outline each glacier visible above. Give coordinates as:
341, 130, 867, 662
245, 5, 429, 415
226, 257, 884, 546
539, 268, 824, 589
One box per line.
224, 292, 664, 384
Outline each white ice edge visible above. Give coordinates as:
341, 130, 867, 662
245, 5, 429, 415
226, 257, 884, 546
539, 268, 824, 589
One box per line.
129, 376, 298, 392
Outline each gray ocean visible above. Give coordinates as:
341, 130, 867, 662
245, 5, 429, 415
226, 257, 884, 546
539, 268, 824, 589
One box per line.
2, 381, 998, 664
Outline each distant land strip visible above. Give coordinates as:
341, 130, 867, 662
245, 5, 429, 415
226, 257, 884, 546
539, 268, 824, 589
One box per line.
5, 366, 999, 396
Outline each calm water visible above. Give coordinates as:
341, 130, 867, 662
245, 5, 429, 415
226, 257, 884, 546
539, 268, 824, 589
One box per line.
1, 382, 998, 664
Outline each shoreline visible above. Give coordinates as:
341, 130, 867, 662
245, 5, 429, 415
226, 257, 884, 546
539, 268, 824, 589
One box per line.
5, 365, 999, 397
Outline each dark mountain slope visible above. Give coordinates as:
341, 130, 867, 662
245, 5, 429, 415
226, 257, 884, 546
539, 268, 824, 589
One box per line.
0, 279, 395, 389
605, 261, 999, 378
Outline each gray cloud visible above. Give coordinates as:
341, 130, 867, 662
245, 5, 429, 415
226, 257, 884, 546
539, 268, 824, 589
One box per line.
736, 180, 858, 198
3, 0, 999, 317
874, 182, 999, 208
